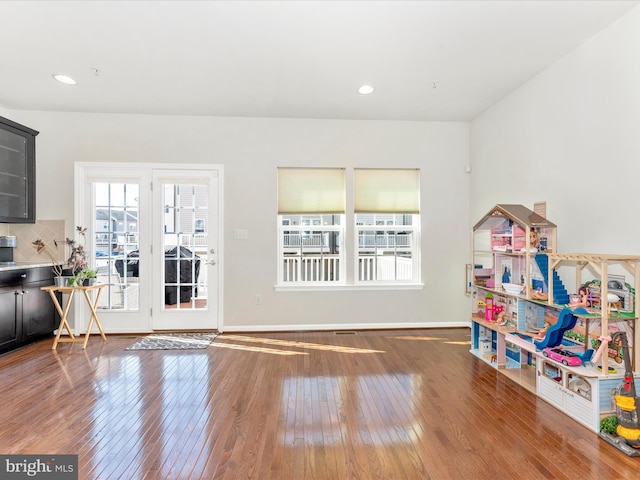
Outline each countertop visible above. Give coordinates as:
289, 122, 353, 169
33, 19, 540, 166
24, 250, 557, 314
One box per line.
0, 262, 57, 272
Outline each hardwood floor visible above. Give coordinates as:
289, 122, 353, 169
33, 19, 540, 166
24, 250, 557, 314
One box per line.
0, 328, 638, 479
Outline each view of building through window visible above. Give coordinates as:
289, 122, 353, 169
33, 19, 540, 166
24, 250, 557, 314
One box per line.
279, 213, 416, 284
280, 214, 343, 282
355, 213, 415, 282
94, 182, 140, 310
93, 182, 209, 310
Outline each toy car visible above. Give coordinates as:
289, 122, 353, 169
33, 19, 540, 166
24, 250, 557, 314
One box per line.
542, 347, 583, 366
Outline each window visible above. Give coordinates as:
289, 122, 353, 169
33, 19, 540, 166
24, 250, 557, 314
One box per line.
355, 213, 417, 282
277, 168, 345, 284
354, 168, 420, 284
277, 167, 421, 287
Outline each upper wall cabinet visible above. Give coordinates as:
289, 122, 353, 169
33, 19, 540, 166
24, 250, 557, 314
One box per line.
0, 116, 39, 223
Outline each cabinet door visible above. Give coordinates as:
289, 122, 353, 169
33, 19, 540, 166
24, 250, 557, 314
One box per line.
23, 280, 57, 340
0, 285, 20, 352
0, 116, 38, 223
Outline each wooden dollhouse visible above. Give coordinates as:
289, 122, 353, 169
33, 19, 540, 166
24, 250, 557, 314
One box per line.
470, 204, 640, 432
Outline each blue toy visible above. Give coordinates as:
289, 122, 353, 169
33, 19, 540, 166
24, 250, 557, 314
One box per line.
534, 307, 588, 350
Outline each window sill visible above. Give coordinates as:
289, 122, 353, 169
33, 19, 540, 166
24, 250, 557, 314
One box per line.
274, 283, 424, 292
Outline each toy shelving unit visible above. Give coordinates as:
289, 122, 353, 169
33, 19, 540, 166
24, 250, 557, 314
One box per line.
469, 204, 640, 432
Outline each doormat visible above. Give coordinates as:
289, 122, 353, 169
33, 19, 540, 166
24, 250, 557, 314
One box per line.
125, 332, 217, 350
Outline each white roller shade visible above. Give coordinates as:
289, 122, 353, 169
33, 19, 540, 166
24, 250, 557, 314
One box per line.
278, 167, 345, 214
354, 168, 420, 213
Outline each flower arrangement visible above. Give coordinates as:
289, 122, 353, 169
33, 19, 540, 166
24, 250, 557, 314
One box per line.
33, 226, 89, 277
31, 238, 64, 277
64, 226, 88, 273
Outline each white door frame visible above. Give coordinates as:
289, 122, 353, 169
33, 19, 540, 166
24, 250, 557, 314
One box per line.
74, 162, 225, 334
151, 168, 220, 331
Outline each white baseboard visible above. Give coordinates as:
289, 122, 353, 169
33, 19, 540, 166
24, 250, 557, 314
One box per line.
220, 321, 470, 333
87, 322, 471, 335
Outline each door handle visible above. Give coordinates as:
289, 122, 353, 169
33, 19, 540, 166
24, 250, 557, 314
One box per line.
206, 260, 216, 266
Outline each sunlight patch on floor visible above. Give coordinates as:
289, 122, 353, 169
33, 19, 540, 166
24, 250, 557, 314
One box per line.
221, 335, 384, 354
388, 336, 446, 341
211, 342, 307, 355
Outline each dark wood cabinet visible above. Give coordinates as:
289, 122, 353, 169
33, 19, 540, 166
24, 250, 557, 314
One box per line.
23, 278, 57, 340
0, 116, 39, 223
0, 266, 57, 354
0, 285, 20, 351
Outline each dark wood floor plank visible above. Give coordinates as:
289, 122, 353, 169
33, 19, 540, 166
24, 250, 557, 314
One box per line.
1, 329, 640, 479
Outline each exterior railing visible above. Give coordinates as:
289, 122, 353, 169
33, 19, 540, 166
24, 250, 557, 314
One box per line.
283, 233, 328, 248
282, 255, 340, 282
180, 233, 208, 247
358, 233, 411, 249
358, 255, 413, 281
282, 254, 413, 283
283, 232, 411, 250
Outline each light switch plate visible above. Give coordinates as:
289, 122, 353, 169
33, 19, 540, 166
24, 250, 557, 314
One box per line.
233, 229, 248, 240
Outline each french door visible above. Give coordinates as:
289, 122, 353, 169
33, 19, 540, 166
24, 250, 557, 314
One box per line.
151, 169, 219, 330
75, 163, 222, 333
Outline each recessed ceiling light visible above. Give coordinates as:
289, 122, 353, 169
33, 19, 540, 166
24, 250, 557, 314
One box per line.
358, 85, 374, 95
53, 74, 77, 85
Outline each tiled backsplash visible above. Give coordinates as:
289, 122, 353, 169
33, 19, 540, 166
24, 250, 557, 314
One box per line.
7, 220, 66, 263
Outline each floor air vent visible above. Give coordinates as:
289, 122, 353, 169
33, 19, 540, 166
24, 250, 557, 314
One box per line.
335, 331, 357, 335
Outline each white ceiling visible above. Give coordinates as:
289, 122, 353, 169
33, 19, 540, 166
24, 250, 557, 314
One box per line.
0, 1, 637, 122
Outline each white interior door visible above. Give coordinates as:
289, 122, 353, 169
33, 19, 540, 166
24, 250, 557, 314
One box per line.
151, 169, 220, 331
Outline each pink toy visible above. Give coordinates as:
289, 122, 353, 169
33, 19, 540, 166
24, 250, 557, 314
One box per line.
485, 294, 494, 322
591, 335, 612, 364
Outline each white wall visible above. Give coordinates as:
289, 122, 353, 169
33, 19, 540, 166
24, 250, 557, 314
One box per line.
4, 111, 470, 330
470, 6, 640, 259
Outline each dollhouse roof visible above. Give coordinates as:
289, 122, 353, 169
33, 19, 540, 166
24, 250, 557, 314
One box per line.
473, 204, 556, 230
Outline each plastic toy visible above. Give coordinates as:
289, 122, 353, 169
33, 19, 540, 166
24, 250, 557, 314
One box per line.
530, 289, 548, 301
569, 286, 590, 308
496, 311, 511, 326
533, 307, 587, 350
485, 293, 494, 322
530, 229, 540, 249
542, 347, 583, 367
502, 266, 510, 284
591, 335, 612, 364
607, 293, 621, 315
476, 300, 486, 316
592, 334, 624, 364
598, 332, 640, 456
515, 322, 549, 341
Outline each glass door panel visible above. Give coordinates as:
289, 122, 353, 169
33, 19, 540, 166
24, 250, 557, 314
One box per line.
94, 182, 140, 311
152, 170, 218, 331
162, 184, 207, 310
